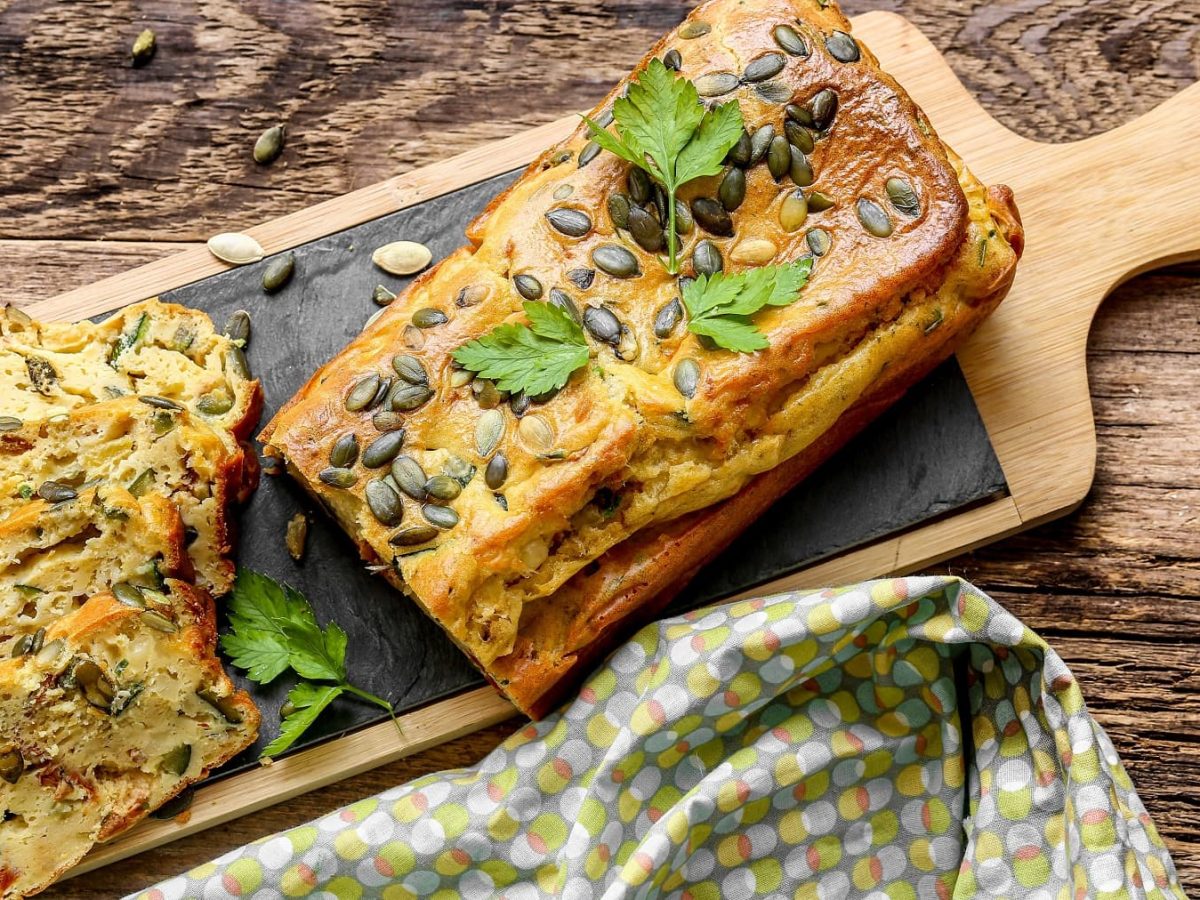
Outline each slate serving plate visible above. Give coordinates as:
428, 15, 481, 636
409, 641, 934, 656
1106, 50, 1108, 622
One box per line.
153, 170, 1007, 770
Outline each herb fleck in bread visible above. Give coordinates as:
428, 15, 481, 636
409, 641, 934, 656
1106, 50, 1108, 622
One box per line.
261, 0, 1022, 716
0, 485, 191, 658
0, 586, 259, 900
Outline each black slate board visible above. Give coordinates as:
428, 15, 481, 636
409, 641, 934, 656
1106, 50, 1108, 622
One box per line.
146, 170, 1006, 769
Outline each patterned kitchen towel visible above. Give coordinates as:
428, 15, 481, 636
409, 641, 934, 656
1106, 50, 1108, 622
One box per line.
131, 576, 1187, 899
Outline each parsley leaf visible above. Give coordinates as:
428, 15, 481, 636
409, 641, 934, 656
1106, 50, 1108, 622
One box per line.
681, 259, 814, 353
584, 58, 744, 273
221, 568, 398, 759
451, 300, 589, 397
262, 683, 346, 757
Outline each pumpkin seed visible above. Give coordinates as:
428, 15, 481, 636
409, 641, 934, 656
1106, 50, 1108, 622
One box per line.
728, 130, 752, 167
451, 367, 472, 388
663, 48, 682, 70
779, 189, 809, 233
509, 392, 530, 417
767, 136, 791, 181
583, 306, 622, 345
592, 245, 640, 278
226, 345, 251, 380
128, 468, 155, 497
674, 198, 695, 234
514, 274, 544, 300
578, 141, 601, 168
37, 481, 77, 504
362, 431, 405, 468
475, 409, 505, 457
548, 149, 573, 168
546, 208, 592, 238
774, 24, 809, 56
207, 232, 264, 266
75, 660, 115, 712
412, 308, 448, 329
391, 355, 428, 386
694, 72, 739, 97
548, 289, 582, 324
749, 124, 775, 165
160, 744, 192, 776
422, 504, 459, 529
444, 455, 475, 486
390, 525, 438, 547
607, 193, 632, 229
373, 241, 432, 276
674, 358, 701, 398
654, 298, 684, 338
731, 238, 778, 264
719, 167, 746, 211
473, 378, 502, 409
755, 81, 792, 104
286, 512, 308, 561
24, 356, 57, 394
810, 89, 838, 130
743, 52, 785, 82
679, 21, 711, 39
113, 581, 147, 609
553, 184, 574, 200
373, 284, 397, 306
0, 416, 21, 432
10, 634, 32, 658
786, 103, 814, 127
924, 308, 945, 334
692, 240, 724, 276
346, 374, 382, 412
222, 310, 252, 346
790, 146, 814, 187
826, 30, 860, 63
519, 414, 556, 455
139, 395, 182, 411
318, 466, 357, 489
615, 326, 639, 362
627, 168, 652, 205
0, 744, 22, 784
627, 206, 664, 252
26, 628, 44, 656
886, 177, 921, 217
856, 198, 894, 237
402, 325, 424, 349
372, 410, 406, 433
485, 452, 509, 490
807, 191, 835, 212
131, 27, 156, 66
391, 456, 428, 500
365, 479, 404, 526
142, 610, 178, 633
806, 227, 832, 256
196, 391, 234, 416
456, 284, 488, 307
390, 382, 434, 411
197, 688, 245, 724
254, 125, 285, 165
567, 267, 595, 290
329, 433, 359, 468
691, 198, 733, 236
494, 492, 508, 510
36, 638, 65, 666
785, 120, 815, 154
424, 475, 462, 502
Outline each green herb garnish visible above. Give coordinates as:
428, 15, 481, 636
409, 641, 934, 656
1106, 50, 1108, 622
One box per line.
681, 259, 814, 352
451, 300, 589, 397
221, 568, 396, 758
583, 59, 744, 274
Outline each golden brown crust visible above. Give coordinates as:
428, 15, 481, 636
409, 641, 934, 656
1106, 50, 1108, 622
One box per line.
263, 0, 1021, 713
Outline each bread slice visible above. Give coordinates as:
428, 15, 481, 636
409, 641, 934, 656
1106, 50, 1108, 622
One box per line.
0, 586, 259, 899
261, 0, 1022, 713
0, 299, 262, 447
0, 484, 192, 659
0, 397, 240, 595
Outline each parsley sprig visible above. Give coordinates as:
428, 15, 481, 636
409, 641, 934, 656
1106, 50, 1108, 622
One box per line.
221, 568, 397, 758
584, 58, 744, 274
682, 259, 814, 352
451, 300, 588, 397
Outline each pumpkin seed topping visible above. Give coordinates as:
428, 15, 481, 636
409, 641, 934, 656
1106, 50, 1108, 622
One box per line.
663, 48, 683, 71
743, 52, 785, 83
475, 409, 505, 457
362, 431, 405, 468
749, 124, 775, 165
774, 24, 809, 57
518, 415, 556, 455
546, 208, 592, 238
673, 358, 701, 398
254, 126, 285, 165
785, 120, 815, 154
694, 72, 739, 97
806, 227, 832, 256
365, 479, 404, 527
485, 452, 509, 490
514, 274, 544, 301
412, 308, 448, 329
391, 456, 428, 500
548, 289, 582, 324
456, 284, 489, 308
810, 89, 838, 130
196, 391, 234, 416
424, 475, 462, 502
422, 504, 459, 529
655, 298, 684, 339
627, 206, 665, 253
719, 167, 746, 212
692, 240, 724, 277
319, 467, 358, 489
728, 130, 752, 167
856, 198, 894, 237
807, 191, 835, 212
789, 147, 814, 187
0, 744, 24, 784
607, 193, 632, 229
392, 354, 429, 385
592, 245, 640, 279
37, 481, 77, 504
222, 310, 251, 347
780, 189, 809, 232
679, 21, 711, 39
553, 184, 574, 201
567, 268, 596, 290
328, 433, 359, 468
583, 306, 622, 345
578, 141, 602, 168
372, 241, 432, 276
390, 382, 434, 412
345, 374, 383, 412
390, 525, 438, 547
886, 177, 921, 217
692, 197, 734, 236
767, 136, 791, 181
826, 31, 860, 63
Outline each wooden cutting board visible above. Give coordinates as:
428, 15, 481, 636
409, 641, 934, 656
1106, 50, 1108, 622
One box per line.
45, 9, 1200, 878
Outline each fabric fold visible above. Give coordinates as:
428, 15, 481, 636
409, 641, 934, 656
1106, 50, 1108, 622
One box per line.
131, 576, 1186, 899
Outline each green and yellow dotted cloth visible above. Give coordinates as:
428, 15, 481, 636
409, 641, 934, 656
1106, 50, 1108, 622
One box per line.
132, 576, 1186, 899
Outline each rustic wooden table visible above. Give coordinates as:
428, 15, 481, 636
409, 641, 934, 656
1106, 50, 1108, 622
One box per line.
2, 0, 1196, 894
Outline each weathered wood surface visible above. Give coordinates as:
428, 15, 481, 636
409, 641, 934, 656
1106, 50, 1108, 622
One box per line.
0, 0, 1195, 894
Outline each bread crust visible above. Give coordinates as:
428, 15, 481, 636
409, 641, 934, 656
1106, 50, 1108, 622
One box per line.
262, 0, 1023, 714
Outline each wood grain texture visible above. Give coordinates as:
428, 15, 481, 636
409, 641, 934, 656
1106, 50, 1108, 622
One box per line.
1, 0, 1195, 894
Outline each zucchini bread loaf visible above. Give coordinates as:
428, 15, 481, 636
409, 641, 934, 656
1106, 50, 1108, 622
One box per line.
262, 0, 1023, 716
0, 588, 259, 899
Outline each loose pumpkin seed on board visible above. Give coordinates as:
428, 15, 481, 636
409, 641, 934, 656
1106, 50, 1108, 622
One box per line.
208, 233, 264, 266
372, 241, 432, 276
